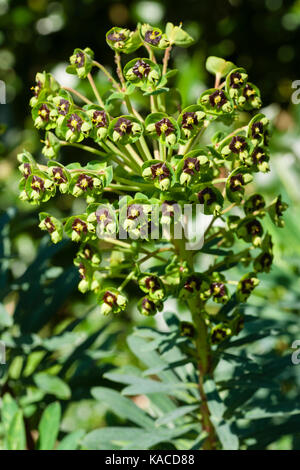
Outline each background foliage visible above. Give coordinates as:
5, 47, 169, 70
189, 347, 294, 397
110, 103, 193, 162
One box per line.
0, 0, 300, 450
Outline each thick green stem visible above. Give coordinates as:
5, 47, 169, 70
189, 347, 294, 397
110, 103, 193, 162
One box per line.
173, 236, 217, 450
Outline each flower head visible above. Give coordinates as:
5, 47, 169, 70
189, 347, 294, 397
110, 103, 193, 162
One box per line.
72, 218, 88, 234
229, 136, 247, 154
132, 59, 151, 79
92, 110, 108, 128
229, 71, 244, 89
251, 121, 264, 140
114, 117, 133, 136
76, 174, 94, 191
107, 31, 126, 43
182, 112, 199, 130
38, 104, 50, 122
183, 157, 200, 176
209, 90, 227, 109
67, 113, 83, 132
51, 167, 67, 185
145, 29, 162, 46
127, 204, 144, 220
150, 162, 170, 180
155, 118, 174, 137
198, 187, 216, 205
31, 175, 44, 193
210, 282, 228, 303
57, 99, 70, 116
229, 173, 244, 192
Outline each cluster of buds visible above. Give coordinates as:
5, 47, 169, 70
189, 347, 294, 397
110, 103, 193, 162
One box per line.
18, 22, 286, 350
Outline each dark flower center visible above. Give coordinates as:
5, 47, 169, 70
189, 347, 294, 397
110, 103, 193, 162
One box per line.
78, 263, 86, 279
23, 163, 31, 179
161, 200, 178, 217
155, 118, 174, 136
251, 147, 266, 165
243, 84, 256, 100
114, 117, 132, 136
31, 80, 42, 97
75, 52, 85, 68
67, 113, 83, 132
211, 282, 226, 297
107, 31, 126, 42
92, 110, 107, 128
38, 104, 50, 121
150, 162, 170, 180
198, 187, 216, 205
57, 99, 70, 116
182, 112, 198, 129
44, 216, 55, 233
183, 157, 200, 175
184, 275, 201, 293
96, 208, 113, 226
145, 276, 160, 292
76, 174, 94, 191
52, 167, 67, 184
72, 218, 87, 234
127, 204, 143, 220
251, 121, 263, 139
230, 174, 244, 192
145, 29, 161, 46
132, 59, 151, 79
229, 136, 247, 154
246, 220, 262, 236
229, 72, 243, 89
31, 175, 44, 192
142, 297, 156, 312
241, 278, 254, 293
103, 291, 117, 306
209, 90, 227, 109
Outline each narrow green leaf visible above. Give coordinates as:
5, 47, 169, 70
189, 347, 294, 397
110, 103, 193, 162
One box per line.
37, 402, 61, 450
34, 373, 71, 400
6, 410, 26, 450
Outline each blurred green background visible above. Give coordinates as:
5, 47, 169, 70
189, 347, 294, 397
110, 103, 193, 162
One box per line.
1, 0, 300, 449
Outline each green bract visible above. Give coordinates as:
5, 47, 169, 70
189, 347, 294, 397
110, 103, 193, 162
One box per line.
106, 27, 142, 54
67, 47, 94, 79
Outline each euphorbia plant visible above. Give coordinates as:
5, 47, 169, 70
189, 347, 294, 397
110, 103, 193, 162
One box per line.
18, 23, 287, 449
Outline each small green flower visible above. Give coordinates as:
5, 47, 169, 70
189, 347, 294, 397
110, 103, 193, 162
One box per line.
180, 321, 195, 338
142, 160, 174, 191
140, 24, 170, 49
237, 273, 259, 302
210, 282, 229, 304
199, 88, 233, 115
237, 217, 263, 247
210, 323, 232, 344
145, 113, 179, 147
106, 27, 142, 54
124, 58, 161, 89
42, 131, 61, 159
268, 195, 288, 227
139, 274, 166, 301
98, 288, 128, 315
68, 47, 94, 79
108, 115, 143, 145
39, 212, 63, 244
138, 296, 162, 316
244, 193, 266, 216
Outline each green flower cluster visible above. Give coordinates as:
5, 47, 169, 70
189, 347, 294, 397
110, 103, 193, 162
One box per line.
18, 23, 286, 346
